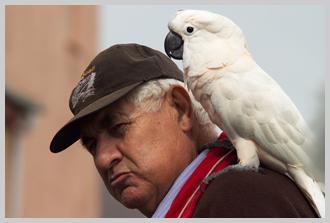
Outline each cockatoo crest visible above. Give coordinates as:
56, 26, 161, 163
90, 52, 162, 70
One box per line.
167, 10, 248, 76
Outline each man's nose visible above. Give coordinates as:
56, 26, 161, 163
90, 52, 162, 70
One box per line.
94, 132, 123, 170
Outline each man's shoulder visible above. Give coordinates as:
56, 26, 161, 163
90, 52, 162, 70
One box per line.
206, 166, 295, 192
193, 167, 317, 217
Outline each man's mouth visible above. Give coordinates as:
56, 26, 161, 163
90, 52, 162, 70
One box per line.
110, 172, 131, 187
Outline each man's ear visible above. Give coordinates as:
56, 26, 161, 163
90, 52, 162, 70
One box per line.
168, 85, 193, 132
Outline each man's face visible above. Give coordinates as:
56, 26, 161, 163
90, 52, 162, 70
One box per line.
80, 90, 197, 216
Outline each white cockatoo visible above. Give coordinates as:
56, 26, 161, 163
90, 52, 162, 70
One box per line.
164, 9, 324, 217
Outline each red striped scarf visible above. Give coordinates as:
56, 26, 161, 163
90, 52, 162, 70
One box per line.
165, 133, 237, 218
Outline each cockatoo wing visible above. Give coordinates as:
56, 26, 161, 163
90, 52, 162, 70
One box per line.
206, 66, 324, 217
208, 66, 311, 169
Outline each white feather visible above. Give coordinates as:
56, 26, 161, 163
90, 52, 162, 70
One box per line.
168, 9, 325, 217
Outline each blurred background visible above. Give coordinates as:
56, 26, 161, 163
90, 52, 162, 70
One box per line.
5, 5, 325, 218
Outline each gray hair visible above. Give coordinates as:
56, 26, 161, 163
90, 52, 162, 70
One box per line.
124, 78, 216, 133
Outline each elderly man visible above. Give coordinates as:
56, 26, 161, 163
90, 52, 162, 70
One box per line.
50, 43, 317, 217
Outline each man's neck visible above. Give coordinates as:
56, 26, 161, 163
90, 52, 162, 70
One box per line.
196, 126, 219, 153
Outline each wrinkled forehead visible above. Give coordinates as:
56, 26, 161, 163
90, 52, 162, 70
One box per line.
79, 97, 136, 137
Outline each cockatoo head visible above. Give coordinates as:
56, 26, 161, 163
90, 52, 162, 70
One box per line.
165, 9, 249, 76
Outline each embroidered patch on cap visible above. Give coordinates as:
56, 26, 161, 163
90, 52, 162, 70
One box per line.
81, 65, 95, 79
71, 72, 96, 110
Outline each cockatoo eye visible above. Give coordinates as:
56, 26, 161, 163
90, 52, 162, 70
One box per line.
186, 26, 194, 34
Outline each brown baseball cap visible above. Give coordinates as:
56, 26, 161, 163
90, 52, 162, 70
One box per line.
50, 43, 183, 153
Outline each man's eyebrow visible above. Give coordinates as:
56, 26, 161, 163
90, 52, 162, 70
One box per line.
96, 111, 130, 127
79, 110, 130, 138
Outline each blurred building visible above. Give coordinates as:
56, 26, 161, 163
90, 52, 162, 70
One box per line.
5, 5, 101, 217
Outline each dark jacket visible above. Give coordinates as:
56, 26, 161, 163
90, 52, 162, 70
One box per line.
193, 167, 318, 217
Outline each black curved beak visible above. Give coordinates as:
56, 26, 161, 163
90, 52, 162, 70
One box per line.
164, 31, 183, 60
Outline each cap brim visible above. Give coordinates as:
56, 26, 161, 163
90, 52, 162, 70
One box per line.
50, 82, 142, 153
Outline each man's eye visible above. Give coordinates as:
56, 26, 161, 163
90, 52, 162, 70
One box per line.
81, 137, 96, 155
107, 122, 130, 138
